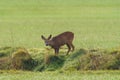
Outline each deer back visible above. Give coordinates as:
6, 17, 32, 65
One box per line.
51, 31, 74, 46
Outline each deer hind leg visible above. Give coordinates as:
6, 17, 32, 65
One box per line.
71, 43, 75, 52
66, 44, 71, 55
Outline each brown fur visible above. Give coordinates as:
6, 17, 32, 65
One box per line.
41, 31, 75, 55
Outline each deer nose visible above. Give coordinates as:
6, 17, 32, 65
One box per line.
46, 44, 49, 46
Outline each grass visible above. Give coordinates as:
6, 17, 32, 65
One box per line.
1, 20, 120, 49
0, 0, 120, 49
0, 70, 120, 80
1, 47, 120, 71
0, 0, 120, 80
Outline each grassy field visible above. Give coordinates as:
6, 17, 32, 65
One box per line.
0, 0, 120, 79
0, 70, 120, 80
0, 0, 120, 49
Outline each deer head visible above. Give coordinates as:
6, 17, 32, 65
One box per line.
41, 35, 53, 46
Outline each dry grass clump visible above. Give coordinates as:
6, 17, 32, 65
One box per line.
11, 48, 33, 70
0, 57, 12, 69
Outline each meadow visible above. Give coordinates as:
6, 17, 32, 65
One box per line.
0, 70, 120, 80
0, 0, 120, 80
0, 0, 120, 49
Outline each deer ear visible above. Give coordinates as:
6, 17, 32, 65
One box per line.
41, 35, 46, 40
48, 35, 52, 40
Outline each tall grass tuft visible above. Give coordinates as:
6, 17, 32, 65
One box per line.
62, 49, 87, 70
11, 48, 35, 70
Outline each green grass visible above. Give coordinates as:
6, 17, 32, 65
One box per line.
0, 0, 120, 49
0, 0, 120, 79
0, 70, 120, 80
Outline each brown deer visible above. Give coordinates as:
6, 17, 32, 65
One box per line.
41, 31, 75, 55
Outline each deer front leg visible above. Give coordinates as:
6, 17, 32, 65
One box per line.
54, 48, 59, 56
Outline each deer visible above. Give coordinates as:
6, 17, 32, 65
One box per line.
41, 31, 75, 55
